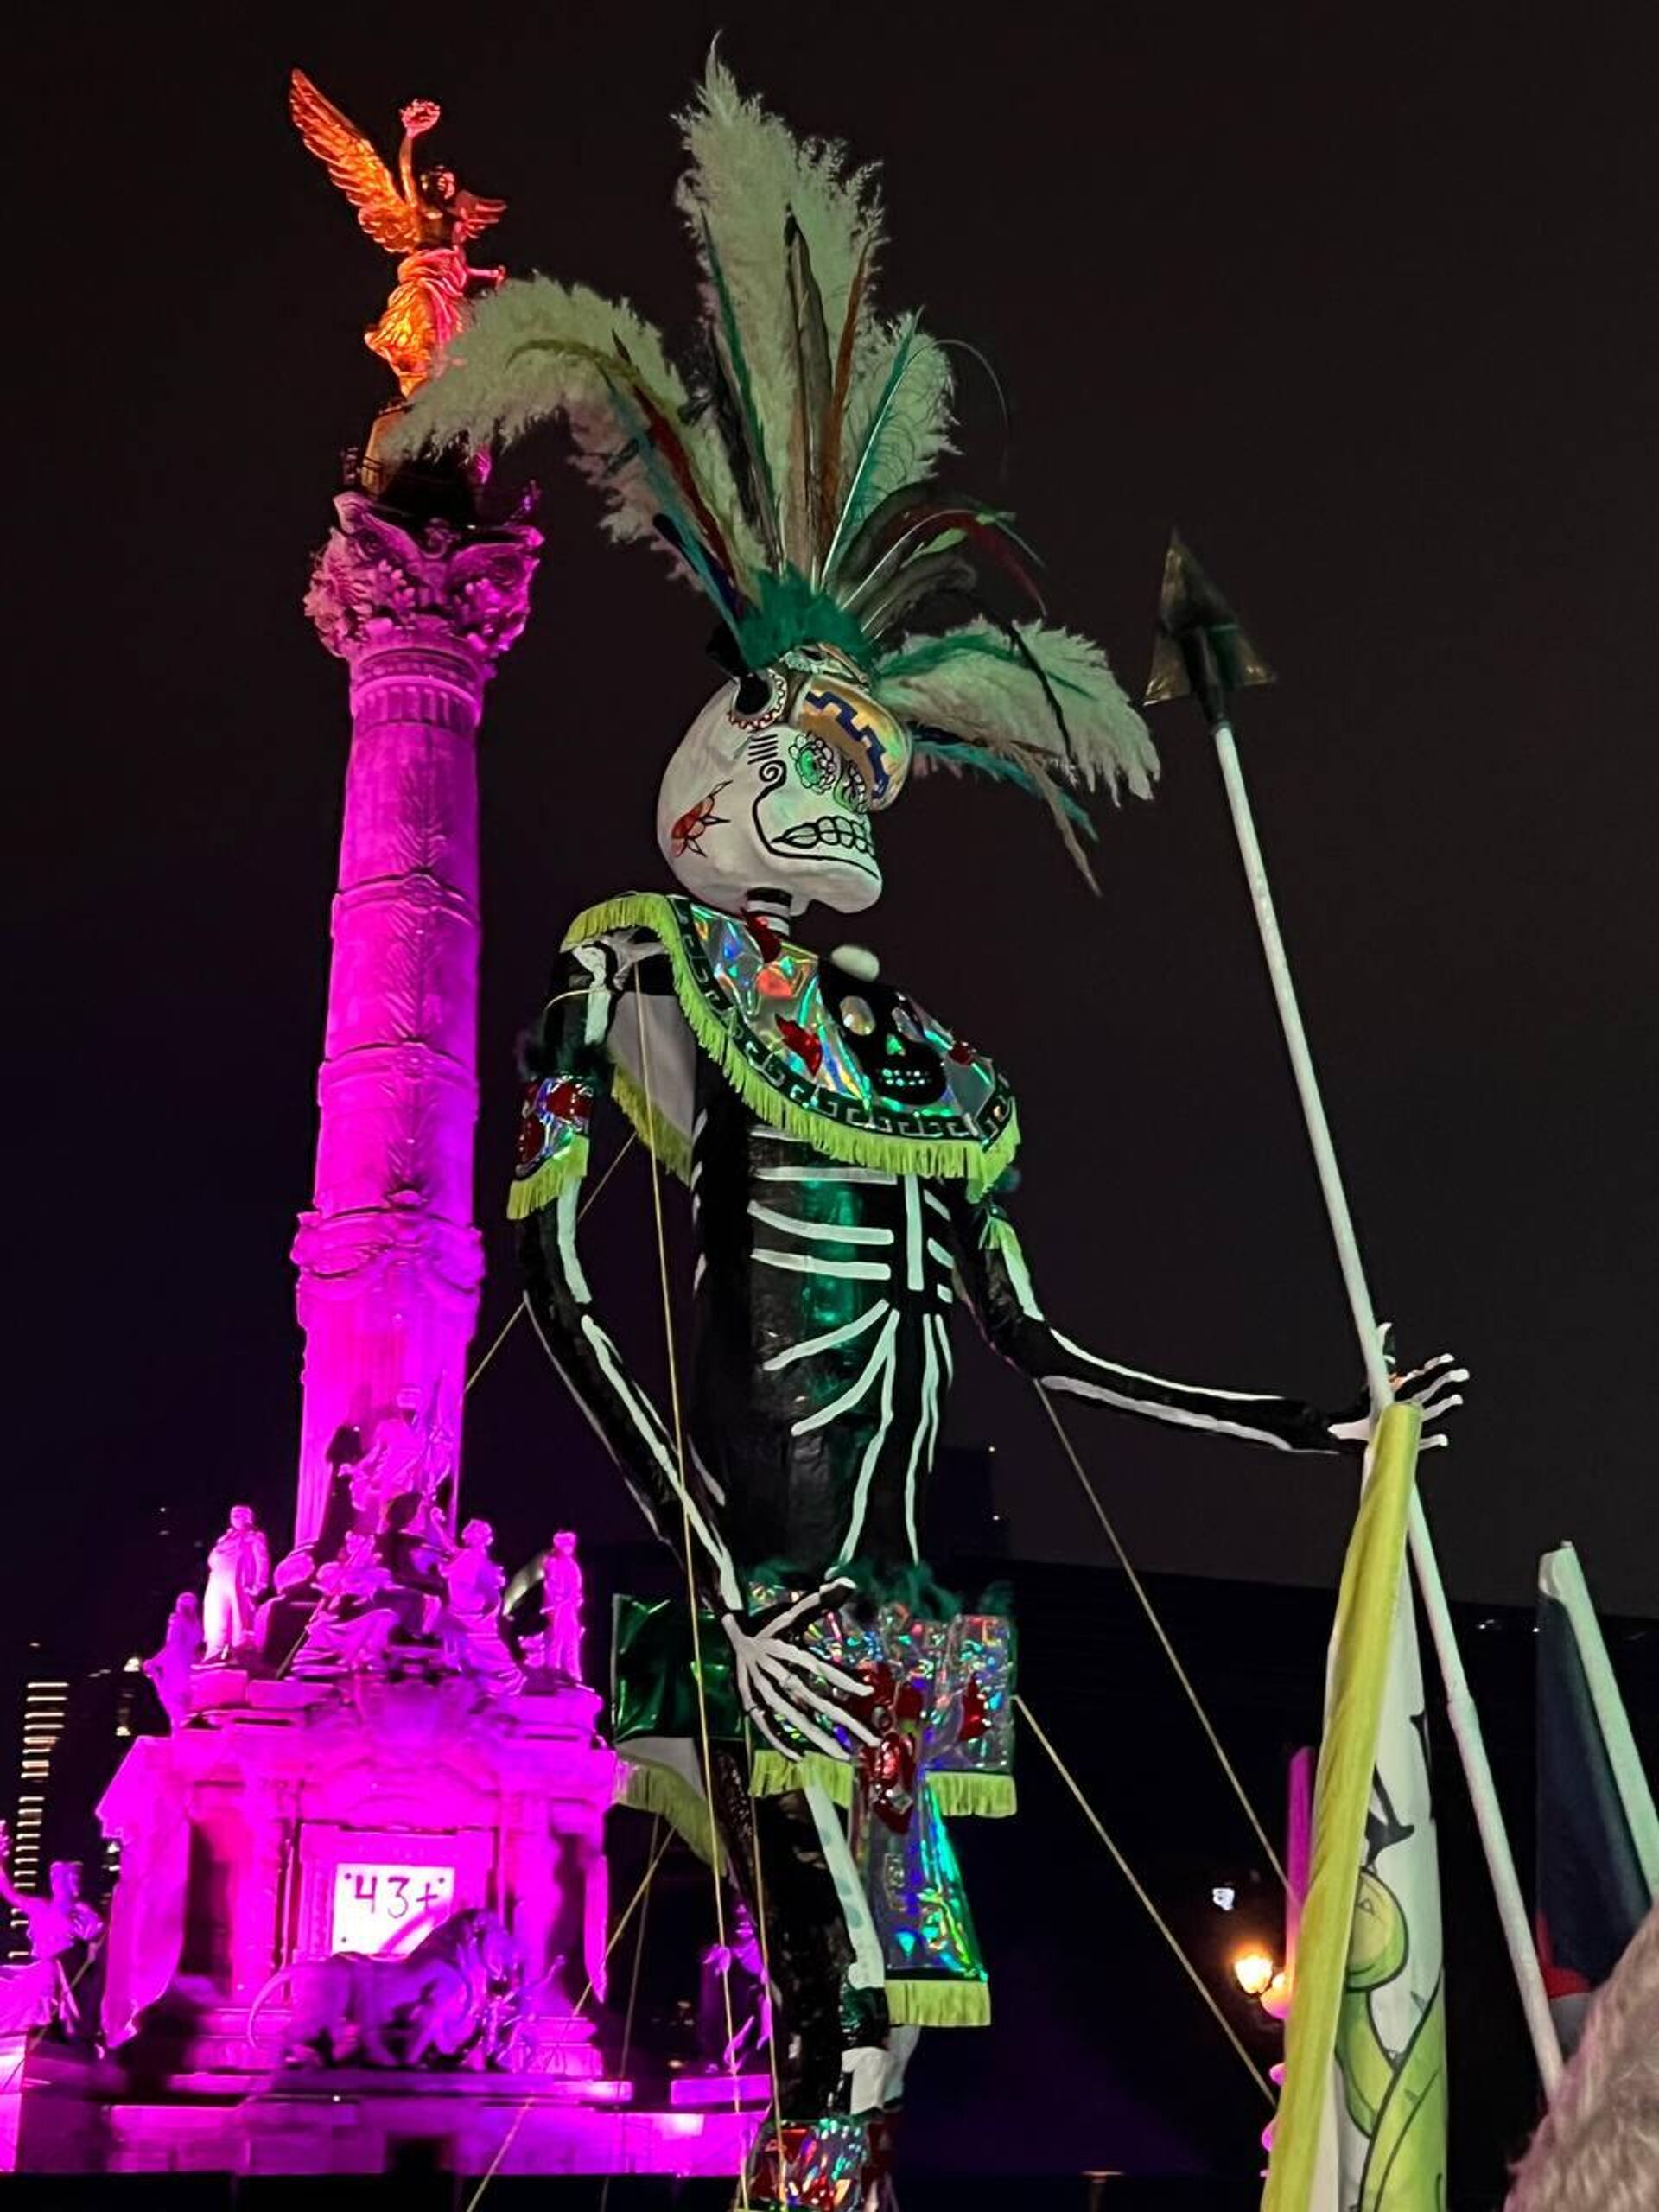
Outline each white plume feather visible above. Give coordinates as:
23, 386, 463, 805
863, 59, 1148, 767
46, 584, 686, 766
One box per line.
677, 50, 883, 556
879, 618, 1158, 798
386, 275, 758, 582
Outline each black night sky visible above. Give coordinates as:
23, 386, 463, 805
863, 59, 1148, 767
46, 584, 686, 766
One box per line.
11, 1, 1657, 1664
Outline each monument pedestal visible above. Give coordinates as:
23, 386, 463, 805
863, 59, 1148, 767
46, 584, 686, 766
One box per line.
0, 1661, 769, 2182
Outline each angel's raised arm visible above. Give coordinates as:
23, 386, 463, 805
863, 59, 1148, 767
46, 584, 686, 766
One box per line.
397, 99, 442, 208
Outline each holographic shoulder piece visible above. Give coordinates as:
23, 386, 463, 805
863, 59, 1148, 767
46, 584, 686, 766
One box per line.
561, 892, 1020, 1192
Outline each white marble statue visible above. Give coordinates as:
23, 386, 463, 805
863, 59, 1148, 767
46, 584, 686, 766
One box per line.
202, 1504, 270, 1662
296, 1532, 404, 1675
0, 1824, 105, 2036
541, 1529, 584, 1682
698, 1897, 772, 2074
143, 1591, 203, 1728
437, 1519, 523, 1694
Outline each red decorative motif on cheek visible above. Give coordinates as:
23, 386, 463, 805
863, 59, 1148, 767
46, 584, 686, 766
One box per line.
776, 1018, 823, 1077
669, 783, 730, 857
947, 1036, 978, 1065
750, 916, 782, 963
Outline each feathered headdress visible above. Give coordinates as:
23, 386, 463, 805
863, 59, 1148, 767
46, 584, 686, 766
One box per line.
388, 51, 1156, 883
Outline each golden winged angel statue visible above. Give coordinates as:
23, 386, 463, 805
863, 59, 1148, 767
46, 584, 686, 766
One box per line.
290, 69, 506, 399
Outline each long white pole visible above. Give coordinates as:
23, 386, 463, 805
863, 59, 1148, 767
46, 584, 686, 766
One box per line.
1211, 716, 1563, 2093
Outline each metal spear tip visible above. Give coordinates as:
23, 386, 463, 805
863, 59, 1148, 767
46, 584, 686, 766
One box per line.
1142, 528, 1275, 728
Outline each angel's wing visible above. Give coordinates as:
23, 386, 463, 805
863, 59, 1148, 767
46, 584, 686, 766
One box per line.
453, 190, 507, 240
289, 69, 423, 255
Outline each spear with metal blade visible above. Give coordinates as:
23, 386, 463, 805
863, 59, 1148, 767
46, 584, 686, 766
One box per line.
1142, 531, 1562, 2109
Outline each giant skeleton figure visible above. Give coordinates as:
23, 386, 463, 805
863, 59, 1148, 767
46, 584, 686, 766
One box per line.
391, 55, 1465, 2209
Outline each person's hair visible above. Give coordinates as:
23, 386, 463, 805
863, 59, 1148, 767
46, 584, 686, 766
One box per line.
1506, 1903, 1659, 2212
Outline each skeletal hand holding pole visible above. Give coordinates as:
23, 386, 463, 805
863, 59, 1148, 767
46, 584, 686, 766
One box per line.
1147, 532, 1561, 2093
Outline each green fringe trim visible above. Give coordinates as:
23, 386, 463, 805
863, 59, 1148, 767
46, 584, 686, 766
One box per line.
927, 1772, 1018, 1819
748, 1750, 857, 1807
886, 1978, 991, 2029
616, 1758, 726, 1872
611, 1060, 694, 1185
563, 893, 1020, 1194
747, 1755, 1015, 1820
505, 1137, 590, 1222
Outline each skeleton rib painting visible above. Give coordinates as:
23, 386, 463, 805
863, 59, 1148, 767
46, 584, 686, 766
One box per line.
390, 55, 1464, 2209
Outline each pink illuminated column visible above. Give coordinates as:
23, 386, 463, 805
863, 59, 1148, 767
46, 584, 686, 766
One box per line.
294, 492, 541, 1547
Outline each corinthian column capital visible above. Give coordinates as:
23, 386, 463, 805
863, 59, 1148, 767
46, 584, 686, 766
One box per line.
305, 492, 542, 681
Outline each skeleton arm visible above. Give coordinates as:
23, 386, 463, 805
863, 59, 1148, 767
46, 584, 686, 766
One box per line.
518, 944, 742, 1609
516, 946, 879, 1758
946, 1186, 1464, 1452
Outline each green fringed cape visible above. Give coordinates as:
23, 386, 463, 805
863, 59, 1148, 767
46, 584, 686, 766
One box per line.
509, 892, 1020, 1218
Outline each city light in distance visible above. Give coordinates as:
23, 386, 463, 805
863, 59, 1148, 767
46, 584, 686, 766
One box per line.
1231, 1948, 1276, 1998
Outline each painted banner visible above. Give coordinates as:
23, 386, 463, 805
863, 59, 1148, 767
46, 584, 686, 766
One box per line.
1264, 1402, 1446, 2212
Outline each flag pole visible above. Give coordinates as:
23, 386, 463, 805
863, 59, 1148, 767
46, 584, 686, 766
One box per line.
1145, 532, 1562, 2092
1211, 711, 1560, 2092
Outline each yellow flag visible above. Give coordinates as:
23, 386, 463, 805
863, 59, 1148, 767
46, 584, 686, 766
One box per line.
1264, 1403, 1446, 2212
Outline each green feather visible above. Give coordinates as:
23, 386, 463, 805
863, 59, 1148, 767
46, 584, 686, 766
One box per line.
912, 738, 1096, 831
734, 568, 871, 672
879, 618, 1158, 801
597, 369, 740, 638
823, 318, 955, 578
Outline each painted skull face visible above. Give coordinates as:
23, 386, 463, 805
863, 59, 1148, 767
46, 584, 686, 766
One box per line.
831, 978, 948, 1107
656, 655, 911, 918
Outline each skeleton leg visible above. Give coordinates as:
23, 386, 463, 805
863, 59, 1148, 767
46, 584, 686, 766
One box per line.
706, 1748, 887, 2116
709, 1747, 887, 2210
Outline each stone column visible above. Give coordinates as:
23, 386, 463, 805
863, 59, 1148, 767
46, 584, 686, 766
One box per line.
294, 493, 540, 1548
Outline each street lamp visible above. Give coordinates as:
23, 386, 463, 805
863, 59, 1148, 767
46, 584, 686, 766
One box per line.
1230, 1947, 1276, 1999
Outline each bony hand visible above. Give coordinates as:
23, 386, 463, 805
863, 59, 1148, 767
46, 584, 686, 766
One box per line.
401, 99, 442, 137
1326, 1325, 1469, 1452
721, 1582, 880, 1764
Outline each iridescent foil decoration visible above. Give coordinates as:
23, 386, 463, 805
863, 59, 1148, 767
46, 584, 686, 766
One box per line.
746, 2112, 869, 2211
611, 1587, 1015, 2019
804, 1599, 1015, 2021
507, 1073, 595, 1216
929, 1611, 1017, 1805
610, 1595, 740, 1745
684, 899, 1012, 1146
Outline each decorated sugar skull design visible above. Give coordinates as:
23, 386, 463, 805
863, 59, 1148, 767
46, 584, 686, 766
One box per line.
657, 646, 912, 918
827, 971, 953, 1107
